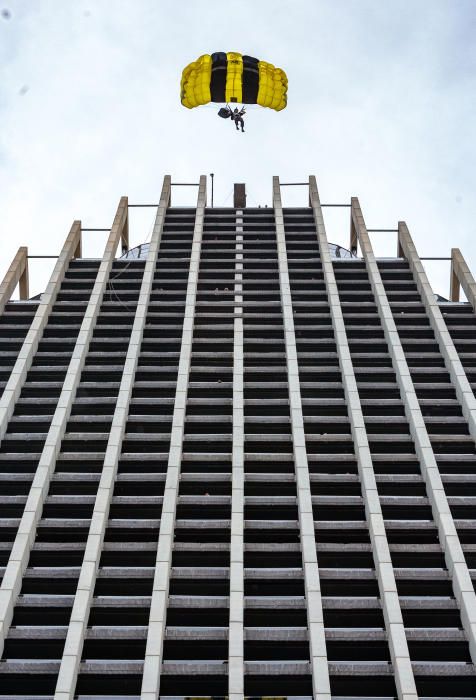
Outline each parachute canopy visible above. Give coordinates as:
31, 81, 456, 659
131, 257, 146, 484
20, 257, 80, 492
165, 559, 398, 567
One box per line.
180, 52, 287, 111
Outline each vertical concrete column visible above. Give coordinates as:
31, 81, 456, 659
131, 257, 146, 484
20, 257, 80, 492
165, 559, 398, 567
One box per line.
450, 248, 476, 310
18, 258, 29, 301
229, 210, 244, 700
272, 177, 330, 700
54, 179, 171, 700
0, 246, 29, 315
141, 176, 207, 700
0, 199, 128, 658
311, 182, 417, 700
398, 222, 476, 440
450, 254, 461, 303
0, 221, 81, 442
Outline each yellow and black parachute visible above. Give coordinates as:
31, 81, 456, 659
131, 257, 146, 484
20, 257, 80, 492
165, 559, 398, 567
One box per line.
180, 52, 287, 111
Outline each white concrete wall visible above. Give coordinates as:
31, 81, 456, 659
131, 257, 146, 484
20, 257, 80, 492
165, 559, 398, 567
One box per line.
395, 218, 476, 662
141, 176, 207, 700
311, 182, 417, 700
0, 200, 128, 659
229, 209, 245, 700
273, 177, 331, 700
0, 221, 81, 443
54, 179, 171, 700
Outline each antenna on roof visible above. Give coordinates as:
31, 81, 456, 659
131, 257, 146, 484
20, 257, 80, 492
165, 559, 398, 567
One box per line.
210, 173, 214, 208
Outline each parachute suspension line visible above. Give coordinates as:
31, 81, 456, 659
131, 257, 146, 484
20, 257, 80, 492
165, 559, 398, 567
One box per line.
221, 188, 234, 206
245, 190, 259, 208
107, 208, 157, 312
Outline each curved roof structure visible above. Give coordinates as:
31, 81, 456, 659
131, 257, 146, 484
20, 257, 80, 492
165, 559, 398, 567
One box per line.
121, 240, 355, 260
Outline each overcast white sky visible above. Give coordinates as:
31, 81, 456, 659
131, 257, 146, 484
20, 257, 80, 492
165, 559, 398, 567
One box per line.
1, 0, 475, 298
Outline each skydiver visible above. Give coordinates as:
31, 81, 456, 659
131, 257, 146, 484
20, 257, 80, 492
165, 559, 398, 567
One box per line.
232, 106, 246, 132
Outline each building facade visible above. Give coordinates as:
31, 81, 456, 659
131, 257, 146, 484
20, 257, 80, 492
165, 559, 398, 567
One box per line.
0, 175, 475, 700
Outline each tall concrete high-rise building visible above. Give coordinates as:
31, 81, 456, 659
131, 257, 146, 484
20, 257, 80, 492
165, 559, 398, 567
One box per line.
0, 175, 475, 700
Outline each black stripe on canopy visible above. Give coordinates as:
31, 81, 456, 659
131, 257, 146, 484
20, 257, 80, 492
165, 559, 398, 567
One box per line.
210, 52, 227, 103
242, 55, 259, 104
